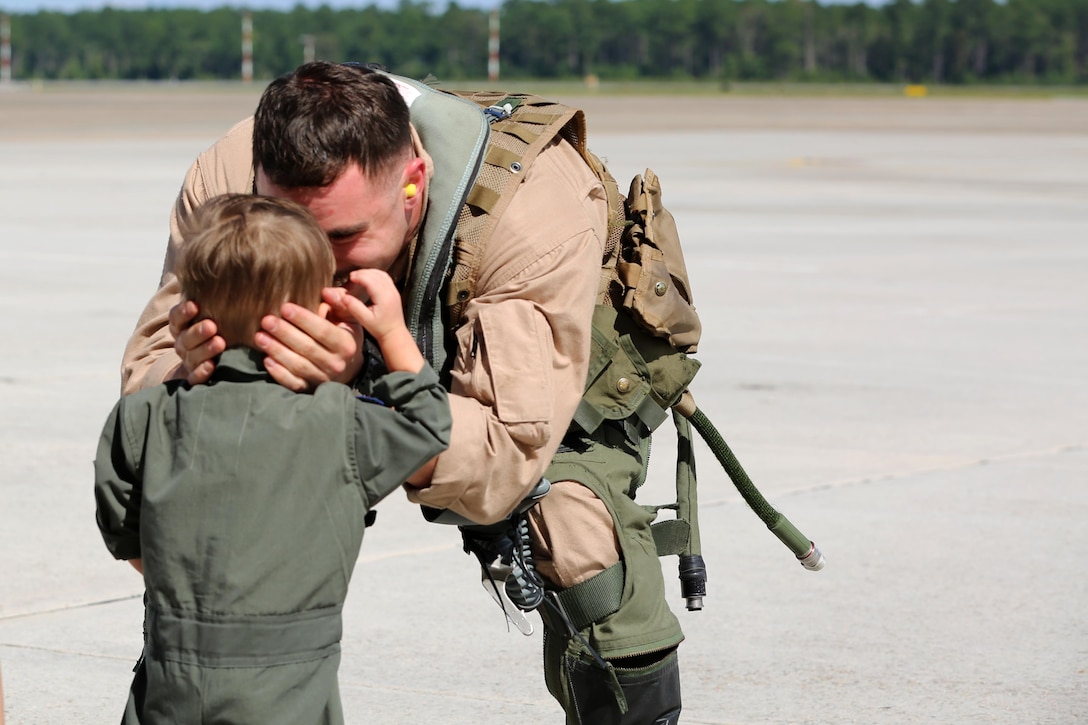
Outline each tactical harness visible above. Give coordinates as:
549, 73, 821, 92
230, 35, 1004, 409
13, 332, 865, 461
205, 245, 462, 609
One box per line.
390, 76, 825, 638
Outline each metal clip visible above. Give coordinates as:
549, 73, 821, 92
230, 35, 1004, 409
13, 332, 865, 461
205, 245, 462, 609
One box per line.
483, 102, 514, 123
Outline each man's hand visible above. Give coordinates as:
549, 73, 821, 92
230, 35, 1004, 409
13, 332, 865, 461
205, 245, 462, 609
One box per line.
255, 302, 364, 392
169, 300, 226, 385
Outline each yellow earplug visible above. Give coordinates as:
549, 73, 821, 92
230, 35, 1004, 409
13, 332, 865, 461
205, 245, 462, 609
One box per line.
404, 183, 417, 199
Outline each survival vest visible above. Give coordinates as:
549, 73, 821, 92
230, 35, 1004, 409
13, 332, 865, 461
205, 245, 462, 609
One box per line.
442, 90, 703, 437
392, 75, 825, 615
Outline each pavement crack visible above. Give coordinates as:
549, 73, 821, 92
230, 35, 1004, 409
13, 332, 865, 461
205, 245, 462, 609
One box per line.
0, 594, 143, 622
698, 441, 1086, 508
0, 641, 135, 662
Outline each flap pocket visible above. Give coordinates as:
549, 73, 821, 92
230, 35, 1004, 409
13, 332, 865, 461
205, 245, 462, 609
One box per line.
476, 301, 554, 426
617, 170, 702, 353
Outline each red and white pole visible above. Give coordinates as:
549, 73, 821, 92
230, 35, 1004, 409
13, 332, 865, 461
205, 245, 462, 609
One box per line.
1, 15, 12, 85
241, 12, 253, 83
487, 9, 499, 84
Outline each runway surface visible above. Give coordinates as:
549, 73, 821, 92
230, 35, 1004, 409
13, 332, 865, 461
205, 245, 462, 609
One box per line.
1, 83, 1085, 723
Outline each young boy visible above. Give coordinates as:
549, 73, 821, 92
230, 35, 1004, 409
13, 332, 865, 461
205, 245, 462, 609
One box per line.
94, 194, 450, 724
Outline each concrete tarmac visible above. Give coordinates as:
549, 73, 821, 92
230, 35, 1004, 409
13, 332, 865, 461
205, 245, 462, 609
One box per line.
1, 84, 1085, 724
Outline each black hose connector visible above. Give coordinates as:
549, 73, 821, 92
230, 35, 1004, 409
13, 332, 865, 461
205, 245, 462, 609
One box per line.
678, 554, 707, 611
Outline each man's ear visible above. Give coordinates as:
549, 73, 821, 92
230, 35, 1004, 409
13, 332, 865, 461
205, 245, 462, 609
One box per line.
402, 157, 427, 210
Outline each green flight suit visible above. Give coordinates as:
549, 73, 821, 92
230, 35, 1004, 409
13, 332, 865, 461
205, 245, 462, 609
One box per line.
94, 347, 450, 724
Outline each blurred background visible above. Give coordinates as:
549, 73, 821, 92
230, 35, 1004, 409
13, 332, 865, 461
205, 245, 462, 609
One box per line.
0, 0, 1085, 91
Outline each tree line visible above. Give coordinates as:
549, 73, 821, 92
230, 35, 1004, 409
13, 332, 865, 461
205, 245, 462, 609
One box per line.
4, 0, 1087, 84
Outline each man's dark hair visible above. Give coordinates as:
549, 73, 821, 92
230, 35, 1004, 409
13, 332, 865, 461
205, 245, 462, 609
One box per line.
253, 61, 413, 189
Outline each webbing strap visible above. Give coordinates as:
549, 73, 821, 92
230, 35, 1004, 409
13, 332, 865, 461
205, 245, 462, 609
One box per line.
465, 183, 501, 212
483, 144, 523, 172
651, 518, 691, 557
555, 561, 624, 632
501, 123, 545, 145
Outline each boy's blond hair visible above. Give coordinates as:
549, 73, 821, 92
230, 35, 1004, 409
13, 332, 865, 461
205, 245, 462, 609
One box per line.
177, 194, 335, 347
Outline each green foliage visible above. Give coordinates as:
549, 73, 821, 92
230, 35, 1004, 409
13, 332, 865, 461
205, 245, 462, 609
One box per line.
3, 0, 1086, 84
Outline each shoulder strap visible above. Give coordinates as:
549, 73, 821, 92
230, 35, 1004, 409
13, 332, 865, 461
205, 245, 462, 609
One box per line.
442, 91, 626, 327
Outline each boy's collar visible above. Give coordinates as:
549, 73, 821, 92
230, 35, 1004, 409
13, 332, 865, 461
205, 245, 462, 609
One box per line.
209, 347, 272, 383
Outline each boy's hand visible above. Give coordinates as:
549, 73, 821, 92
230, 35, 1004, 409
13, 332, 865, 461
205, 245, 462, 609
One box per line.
336, 269, 406, 343
325, 269, 423, 374
169, 299, 226, 385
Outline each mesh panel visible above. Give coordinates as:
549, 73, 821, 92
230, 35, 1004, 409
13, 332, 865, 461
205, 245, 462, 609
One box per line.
448, 204, 481, 290
476, 161, 512, 200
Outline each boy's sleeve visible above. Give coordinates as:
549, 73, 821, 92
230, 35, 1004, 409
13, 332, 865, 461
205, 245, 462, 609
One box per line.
93, 399, 144, 561
351, 366, 451, 508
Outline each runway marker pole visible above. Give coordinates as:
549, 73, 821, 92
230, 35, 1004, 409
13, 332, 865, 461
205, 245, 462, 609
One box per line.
1, 15, 12, 85
488, 9, 499, 83
242, 12, 254, 83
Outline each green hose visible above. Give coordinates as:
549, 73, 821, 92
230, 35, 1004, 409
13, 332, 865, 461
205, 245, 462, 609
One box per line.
687, 407, 825, 570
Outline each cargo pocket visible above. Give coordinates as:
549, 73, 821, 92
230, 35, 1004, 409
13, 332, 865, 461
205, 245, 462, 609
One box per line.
574, 305, 700, 436
473, 300, 554, 448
